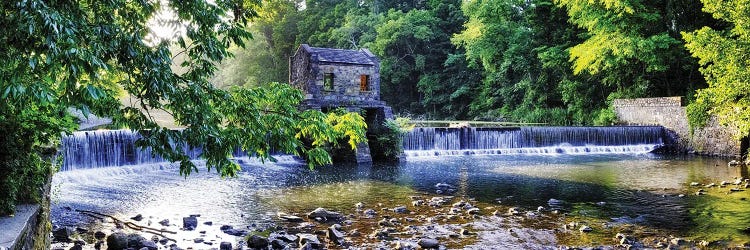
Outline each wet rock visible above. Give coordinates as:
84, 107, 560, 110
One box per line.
219, 241, 232, 250
298, 234, 321, 248
452, 201, 467, 208
278, 212, 304, 222
460, 228, 473, 235
220, 225, 233, 231
270, 239, 288, 249
307, 207, 342, 221
158, 238, 169, 245
417, 238, 440, 249
193, 238, 204, 243
247, 235, 269, 248
705, 183, 716, 188
363, 209, 377, 216
394, 240, 418, 250
130, 214, 143, 221
277, 233, 298, 243
412, 200, 424, 206
690, 182, 700, 186
467, 207, 481, 215
203, 221, 213, 226
158, 219, 170, 226
507, 207, 521, 215
721, 181, 730, 186
378, 218, 393, 227
393, 206, 408, 213
731, 188, 743, 192
327, 224, 345, 245
94, 231, 106, 240
224, 228, 248, 237
53, 227, 73, 242
106, 232, 128, 250
579, 226, 593, 233
139, 240, 158, 250
355, 202, 365, 209
537, 206, 545, 212
182, 216, 198, 230
126, 234, 147, 248
492, 210, 501, 216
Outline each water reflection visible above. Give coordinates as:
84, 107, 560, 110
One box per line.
51, 154, 750, 248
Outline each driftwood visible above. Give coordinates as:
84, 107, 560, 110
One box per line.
76, 209, 177, 242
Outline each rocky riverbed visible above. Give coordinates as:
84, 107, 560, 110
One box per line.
50, 155, 750, 249
49, 180, 750, 250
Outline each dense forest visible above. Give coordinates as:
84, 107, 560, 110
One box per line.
212, 0, 729, 126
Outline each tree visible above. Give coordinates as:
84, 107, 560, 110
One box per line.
0, 0, 366, 214
683, 0, 750, 142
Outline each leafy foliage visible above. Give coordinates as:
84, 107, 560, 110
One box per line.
683, 0, 750, 139
371, 117, 414, 160
0, 0, 366, 213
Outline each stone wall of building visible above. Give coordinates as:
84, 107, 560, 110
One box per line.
613, 97, 743, 157
314, 63, 380, 106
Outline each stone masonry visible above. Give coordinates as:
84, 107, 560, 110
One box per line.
613, 97, 744, 157
289, 44, 396, 163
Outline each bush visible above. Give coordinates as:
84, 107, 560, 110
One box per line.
370, 117, 414, 161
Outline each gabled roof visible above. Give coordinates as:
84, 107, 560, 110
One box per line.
300, 44, 377, 65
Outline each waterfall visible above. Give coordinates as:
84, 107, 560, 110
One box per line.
60, 130, 205, 171
402, 126, 667, 157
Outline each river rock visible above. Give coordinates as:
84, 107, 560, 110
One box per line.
140, 240, 158, 250
394, 240, 418, 250
355, 202, 365, 209
278, 212, 304, 222
327, 224, 345, 245
363, 209, 377, 216
106, 232, 128, 250
690, 182, 700, 186
126, 234, 147, 248
219, 242, 232, 250
131, 214, 144, 221
412, 200, 424, 206
158, 219, 170, 226
417, 238, 440, 249
467, 207, 480, 215
307, 207, 342, 221
508, 207, 521, 215
579, 225, 593, 233
393, 206, 408, 213
53, 227, 73, 242
378, 218, 393, 227
94, 231, 106, 240
247, 235, 269, 248
193, 238, 204, 244
270, 239, 288, 249
182, 216, 197, 230
298, 234, 321, 248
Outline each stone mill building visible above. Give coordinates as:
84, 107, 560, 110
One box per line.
289, 44, 395, 163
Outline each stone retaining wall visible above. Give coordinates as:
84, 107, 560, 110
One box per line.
613, 97, 743, 157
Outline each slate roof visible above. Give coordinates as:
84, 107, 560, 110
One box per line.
304, 45, 377, 65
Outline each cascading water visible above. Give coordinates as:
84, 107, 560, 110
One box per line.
60, 130, 203, 171
402, 126, 668, 157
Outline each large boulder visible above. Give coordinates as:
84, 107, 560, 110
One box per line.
106, 232, 128, 250
247, 235, 269, 249
52, 227, 73, 242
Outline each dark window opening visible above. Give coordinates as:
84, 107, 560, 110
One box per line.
324, 73, 334, 91
360, 74, 370, 92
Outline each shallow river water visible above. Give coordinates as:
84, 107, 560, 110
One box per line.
51, 153, 750, 249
